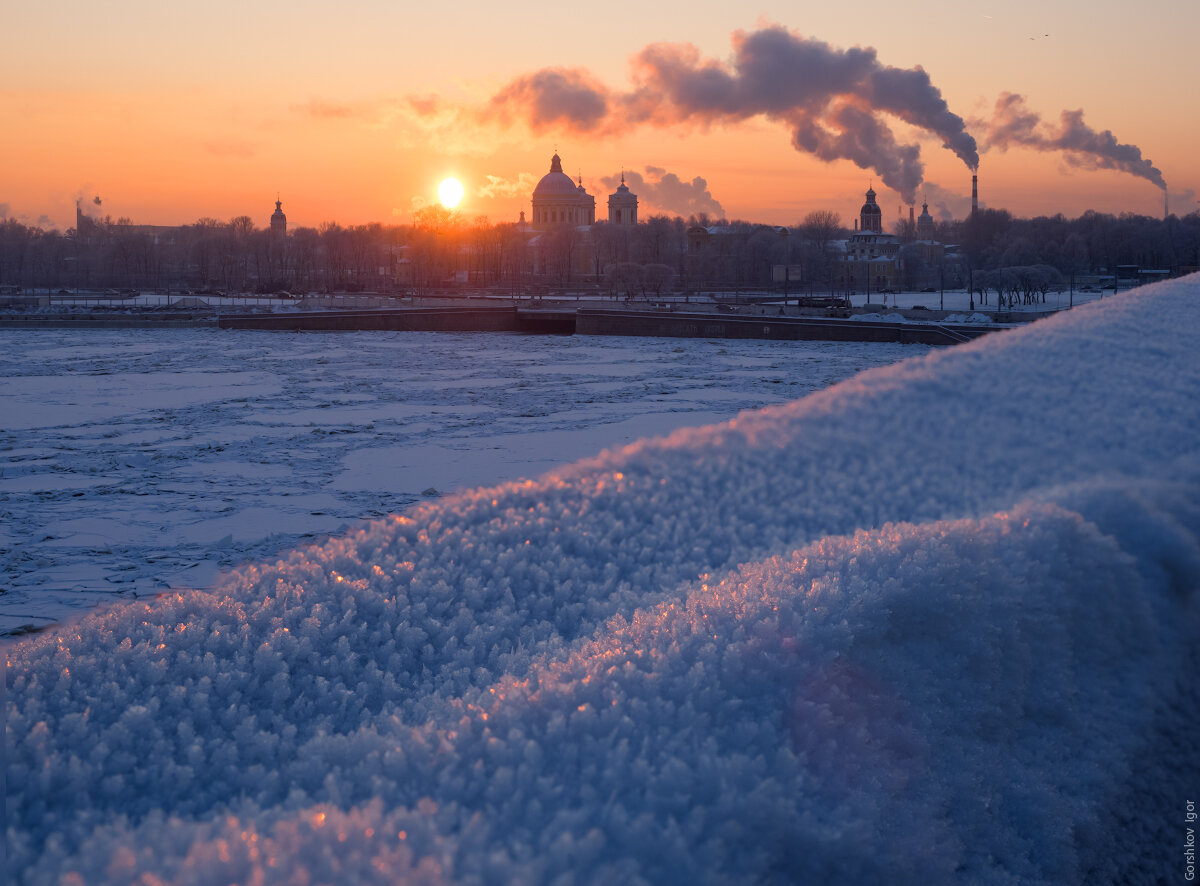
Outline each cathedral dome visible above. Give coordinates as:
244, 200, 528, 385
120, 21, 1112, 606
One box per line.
533, 153, 580, 197
859, 186, 882, 233
859, 187, 880, 216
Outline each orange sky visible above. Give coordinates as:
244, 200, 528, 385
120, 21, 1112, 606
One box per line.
3, 1, 1197, 231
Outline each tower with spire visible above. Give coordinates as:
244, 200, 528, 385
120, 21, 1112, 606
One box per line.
607, 172, 639, 226
859, 185, 883, 233
916, 197, 934, 240
270, 197, 287, 241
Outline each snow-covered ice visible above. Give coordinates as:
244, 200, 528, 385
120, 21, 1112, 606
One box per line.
1, 331, 916, 634
6, 279, 1200, 884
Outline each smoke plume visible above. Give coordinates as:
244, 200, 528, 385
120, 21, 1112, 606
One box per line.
481, 26, 978, 204
986, 93, 1166, 190
488, 69, 612, 133
920, 182, 974, 221
72, 192, 104, 220
600, 166, 724, 218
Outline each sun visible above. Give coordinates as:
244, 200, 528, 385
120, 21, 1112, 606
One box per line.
438, 177, 464, 209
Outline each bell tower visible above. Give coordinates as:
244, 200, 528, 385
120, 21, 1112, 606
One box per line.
270, 197, 287, 241
607, 172, 639, 226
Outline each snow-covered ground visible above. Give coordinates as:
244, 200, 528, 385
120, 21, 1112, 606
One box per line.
0, 330, 918, 634
843, 286, 1107, 312
7, 279, 1198, 884
13, 285, 1111, 315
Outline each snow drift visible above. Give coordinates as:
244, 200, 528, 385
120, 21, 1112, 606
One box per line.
8, 278, 1200, 884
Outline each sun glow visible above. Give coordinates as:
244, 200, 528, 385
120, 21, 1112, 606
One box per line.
438, 177, 464, 209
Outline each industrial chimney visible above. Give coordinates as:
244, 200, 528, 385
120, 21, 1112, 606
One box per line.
972, 174, 978, 215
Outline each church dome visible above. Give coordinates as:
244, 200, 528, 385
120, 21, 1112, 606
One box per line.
860, 187, 880, 216
858, 185, 882, 233
533, 153, 581, 197
609, 173, 636, 201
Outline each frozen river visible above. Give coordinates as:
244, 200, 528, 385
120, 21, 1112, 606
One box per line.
0, 328, 925, 634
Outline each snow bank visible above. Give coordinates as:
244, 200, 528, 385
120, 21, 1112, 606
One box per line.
941, 311, 995, 324
848, 310, 911, 322
8, 278, 1200, 884
851, 310, 995, 325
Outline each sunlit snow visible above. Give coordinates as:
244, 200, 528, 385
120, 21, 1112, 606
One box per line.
7, 279, 1200, 884
1, 332, 915, 633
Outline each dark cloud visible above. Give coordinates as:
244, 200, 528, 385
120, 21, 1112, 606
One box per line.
789, 101, 924, 201
868, 65, 979, 170
985, 93, 1165, 190
487, 68, 611, 133
478, 26, 978, 204
600, 166, 724, 217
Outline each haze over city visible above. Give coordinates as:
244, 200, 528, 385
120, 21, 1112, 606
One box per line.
4, 0, 1198, 229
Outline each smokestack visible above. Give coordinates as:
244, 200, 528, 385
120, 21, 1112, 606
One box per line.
971, 174, 978, 215
909, 205, 915, 225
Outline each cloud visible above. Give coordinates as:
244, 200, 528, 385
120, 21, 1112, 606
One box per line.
984, 93, 1166, 190
476, 26, 978, 204
600, 166, 724, 218
487, 68, 612, 133
476, 172, 539, 200
396, 95, 499, 157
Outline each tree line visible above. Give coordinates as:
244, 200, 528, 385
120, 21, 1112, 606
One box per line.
2, 202, 1197, 296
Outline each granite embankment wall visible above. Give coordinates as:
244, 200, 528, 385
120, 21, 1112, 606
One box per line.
2, 306, 1001, 345
575, 310, 996, 346
0, 312, 217, 329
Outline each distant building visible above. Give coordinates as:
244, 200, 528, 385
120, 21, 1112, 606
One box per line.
524, 152, 610, 280
270, 198, 287, 241
858, 185, 883, 233
74, 202, 181, 246
916, 199, 935, 240
530, 153, 595, 228
837, 186, 902, 293
608, 173, 638, 226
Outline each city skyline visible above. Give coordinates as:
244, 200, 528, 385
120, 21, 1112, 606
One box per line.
3, 0, 1197, 230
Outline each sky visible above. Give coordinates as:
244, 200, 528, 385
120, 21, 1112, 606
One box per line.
2, 0, 1197, 230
